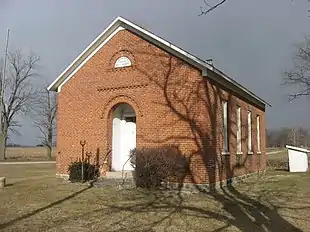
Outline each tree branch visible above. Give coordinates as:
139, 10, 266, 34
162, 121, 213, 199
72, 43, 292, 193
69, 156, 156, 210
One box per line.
199, 0, 227, 15
284, 36, 310, 101
32, 86, 57, 157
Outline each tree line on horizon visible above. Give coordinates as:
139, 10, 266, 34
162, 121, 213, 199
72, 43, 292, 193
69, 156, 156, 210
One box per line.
266, 127, 310, 148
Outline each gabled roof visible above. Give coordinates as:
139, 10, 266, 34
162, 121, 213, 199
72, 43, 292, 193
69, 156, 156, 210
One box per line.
48, 16, 270, 107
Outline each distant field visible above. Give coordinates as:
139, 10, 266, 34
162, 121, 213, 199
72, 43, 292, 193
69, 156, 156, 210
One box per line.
4, 147, 56, 161
1, 146, 306, 163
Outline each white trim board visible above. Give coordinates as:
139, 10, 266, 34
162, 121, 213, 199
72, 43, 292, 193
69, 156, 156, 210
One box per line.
286, 145, 310, 153
58, 26, 125, 91
47, 16, 270, 107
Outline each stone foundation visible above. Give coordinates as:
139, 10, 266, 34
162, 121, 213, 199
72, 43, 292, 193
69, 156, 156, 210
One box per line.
56, 173, 69, 180
56, 169, 266, 192
162, 170, 266, 193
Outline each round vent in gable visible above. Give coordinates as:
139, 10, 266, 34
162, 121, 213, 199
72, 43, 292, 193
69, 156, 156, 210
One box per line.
114, 56, 132, 68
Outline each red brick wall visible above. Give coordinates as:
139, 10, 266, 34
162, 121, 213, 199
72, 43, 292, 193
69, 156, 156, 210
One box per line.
56, 29, 266, 184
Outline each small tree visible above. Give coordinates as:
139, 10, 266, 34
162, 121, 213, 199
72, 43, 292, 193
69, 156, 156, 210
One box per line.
33, 88, 57, 160
0, 50, 39, 160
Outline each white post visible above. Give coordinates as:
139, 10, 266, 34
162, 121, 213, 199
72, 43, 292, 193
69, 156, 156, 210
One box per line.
0, 177, 6, 188
0, 29, 10, 159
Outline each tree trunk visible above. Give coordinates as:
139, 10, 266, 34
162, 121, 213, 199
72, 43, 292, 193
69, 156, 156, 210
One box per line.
0, 126, 8, 161
46, 126, 53, 160
46, 146, 52, 160
0, 137, 5, 161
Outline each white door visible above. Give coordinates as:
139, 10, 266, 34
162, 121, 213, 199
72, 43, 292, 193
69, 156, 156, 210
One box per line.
121, 119, 136, 171
112, 116, 121, 171
112, 103, 136, 171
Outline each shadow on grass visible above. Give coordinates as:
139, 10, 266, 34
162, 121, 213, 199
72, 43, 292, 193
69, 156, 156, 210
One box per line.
93, 184, 306, 232
0, 184, 93, 230
274, 168, 289, 171
4, 183, 13, 187
11, 178, 305, 232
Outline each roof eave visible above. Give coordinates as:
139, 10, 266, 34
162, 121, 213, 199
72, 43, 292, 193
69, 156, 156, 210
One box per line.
47, 16, 270, 108
47, 17, 125, 92
202, 68, 271, 108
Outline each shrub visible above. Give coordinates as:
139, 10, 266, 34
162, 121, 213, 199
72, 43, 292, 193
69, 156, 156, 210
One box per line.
130, 146, 189, 189
68, 161, 99, 182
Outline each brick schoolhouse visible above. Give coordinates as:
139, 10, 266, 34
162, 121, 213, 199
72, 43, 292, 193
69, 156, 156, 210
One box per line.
48, 16, 269, 186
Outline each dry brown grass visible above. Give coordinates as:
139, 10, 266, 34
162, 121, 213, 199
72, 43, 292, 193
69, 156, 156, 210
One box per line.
0, 155, 310, 232
4, 147, 56, 161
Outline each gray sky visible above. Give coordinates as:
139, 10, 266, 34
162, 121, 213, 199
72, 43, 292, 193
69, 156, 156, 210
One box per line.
0, 0, 309, 145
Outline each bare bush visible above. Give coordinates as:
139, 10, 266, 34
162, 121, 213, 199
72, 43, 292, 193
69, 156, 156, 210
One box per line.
130, 146, 189, 189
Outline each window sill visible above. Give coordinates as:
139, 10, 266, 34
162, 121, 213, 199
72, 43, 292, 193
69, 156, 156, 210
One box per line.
247, 151, 253, 155
221, 152, 230, 156
237, 152, 243, 155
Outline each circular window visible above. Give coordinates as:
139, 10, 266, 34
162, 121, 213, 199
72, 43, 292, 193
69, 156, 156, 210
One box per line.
114, 56, 131, 68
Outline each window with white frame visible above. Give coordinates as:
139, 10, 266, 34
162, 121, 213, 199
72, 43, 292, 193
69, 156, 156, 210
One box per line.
247, 111, 252, 153
257, 115, 261, 153
222, 101, 229, 153
237, 106, 242, 154
114, 56, 131, 68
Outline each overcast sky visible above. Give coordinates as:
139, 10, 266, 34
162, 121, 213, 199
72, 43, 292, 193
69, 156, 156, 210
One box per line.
0, 0, 309, 145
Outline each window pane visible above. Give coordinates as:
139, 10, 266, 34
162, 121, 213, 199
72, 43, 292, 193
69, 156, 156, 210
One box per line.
223, 101, 228, 152
257, 115, 260, 152
237, 107, 242, 153
248, 111, 252, 152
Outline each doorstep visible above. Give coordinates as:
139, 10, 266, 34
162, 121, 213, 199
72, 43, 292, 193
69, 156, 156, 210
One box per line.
93, 172, 135, 189
104, 171, 134, 179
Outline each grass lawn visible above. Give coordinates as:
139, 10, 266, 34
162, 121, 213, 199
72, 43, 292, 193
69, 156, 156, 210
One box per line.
0, 162, 310, 231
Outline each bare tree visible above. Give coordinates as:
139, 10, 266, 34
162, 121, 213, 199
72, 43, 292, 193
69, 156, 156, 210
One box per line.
33, 87, 57, 160
0, 50, 39, 160
199, 0, 227, 15
284, 36, 310, 101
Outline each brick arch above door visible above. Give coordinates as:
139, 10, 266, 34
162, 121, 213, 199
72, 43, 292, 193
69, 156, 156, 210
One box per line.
100, 94, 143, 120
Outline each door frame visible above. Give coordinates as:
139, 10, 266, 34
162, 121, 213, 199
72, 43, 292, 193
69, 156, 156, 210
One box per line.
110, 103, 136, 171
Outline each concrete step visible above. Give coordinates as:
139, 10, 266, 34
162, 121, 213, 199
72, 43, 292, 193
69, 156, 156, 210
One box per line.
92, 177, 135, 189
105, 171, 134, 179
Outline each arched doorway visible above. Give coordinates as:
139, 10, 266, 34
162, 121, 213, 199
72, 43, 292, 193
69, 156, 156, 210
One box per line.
111, 103, 136, 171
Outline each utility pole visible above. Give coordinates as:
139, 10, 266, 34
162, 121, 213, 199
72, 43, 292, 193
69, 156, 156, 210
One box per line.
0, 29, 10, 160
291, 128, 296, 146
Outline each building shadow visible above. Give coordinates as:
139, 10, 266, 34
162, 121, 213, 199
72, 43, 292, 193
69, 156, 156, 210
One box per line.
30, 35, 305, 231
104, 41, 304, 231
